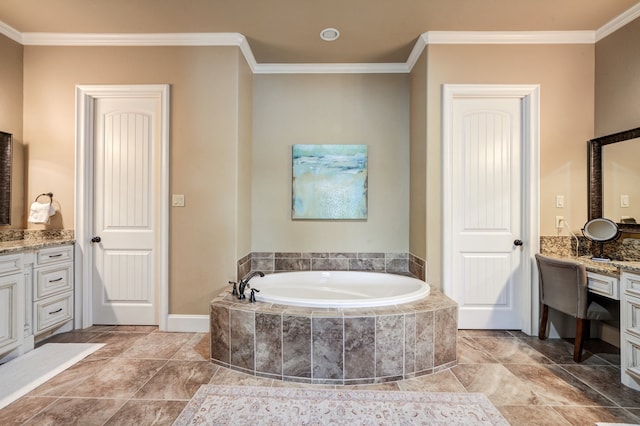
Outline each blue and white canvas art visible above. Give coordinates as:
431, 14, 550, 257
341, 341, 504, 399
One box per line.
292, 144, 368, 220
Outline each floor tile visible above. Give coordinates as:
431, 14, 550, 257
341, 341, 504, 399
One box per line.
63, 358, 166, 399
562, 365, 640, 408
209, 367, 273, 387
520, 336, 614, 366
0, 397, 57, 425
498, 406, 572, 425
552, 405, 640, 425
26, 357, 111, 397
457, 336, 498, 364
398, 369, 467, 392
471, 336, 554, 364
85, 332, 150, 358
22, 397, 126, 426
134, 360, 218, 400
120, 332, 194, 359
171, 333, 210, 361
104, 400, 187, 425
451, 363, 543, 406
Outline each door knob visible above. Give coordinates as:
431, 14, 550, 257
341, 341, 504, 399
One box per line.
514, 239, 523, 246
91, 236, 101, 243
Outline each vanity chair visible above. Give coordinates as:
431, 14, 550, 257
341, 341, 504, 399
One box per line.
535, 254, 614, 362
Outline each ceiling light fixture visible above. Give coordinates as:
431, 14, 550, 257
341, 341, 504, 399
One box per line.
320, 28, 340, 42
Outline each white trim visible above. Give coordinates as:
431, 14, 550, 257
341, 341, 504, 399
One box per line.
426, 30, 595, 45
0, 21, 22, 44
166, 314, 210, 333
21, 32, 246, 46
405, 34, 429, 72
253, 62, 409, 74
442, 84, 539, 335
596, 2, 640, 42
75, 84, 170, 331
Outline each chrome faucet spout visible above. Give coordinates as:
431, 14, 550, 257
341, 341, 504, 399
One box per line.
238, 271, 265, 299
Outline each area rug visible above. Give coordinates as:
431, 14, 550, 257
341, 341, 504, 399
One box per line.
0, 342, 104, 410
174, 385, 509, 425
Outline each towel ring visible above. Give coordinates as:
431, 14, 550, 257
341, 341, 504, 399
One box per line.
35, 192, 54, 204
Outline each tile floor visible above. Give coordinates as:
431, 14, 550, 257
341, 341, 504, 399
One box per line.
0, 327, 639, 425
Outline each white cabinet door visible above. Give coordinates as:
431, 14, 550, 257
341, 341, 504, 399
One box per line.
0, 273, 24, 356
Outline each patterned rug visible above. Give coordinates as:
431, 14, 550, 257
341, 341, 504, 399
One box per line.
173, 385, 509, 425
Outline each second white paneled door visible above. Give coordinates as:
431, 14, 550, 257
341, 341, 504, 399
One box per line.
443, 85, 539, 331
92, 92, 165, 325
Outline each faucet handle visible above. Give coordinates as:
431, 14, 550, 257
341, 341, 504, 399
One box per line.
228, 281, 238, 297
249, 288, 260, 303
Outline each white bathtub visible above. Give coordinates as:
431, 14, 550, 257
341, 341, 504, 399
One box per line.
250, 271, 430, 308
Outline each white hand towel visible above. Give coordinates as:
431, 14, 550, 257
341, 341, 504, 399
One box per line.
28, 202, 56, 224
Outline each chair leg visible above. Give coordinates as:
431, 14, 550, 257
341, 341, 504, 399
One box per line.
574, 318, 587, 362
539, 304, 549, 340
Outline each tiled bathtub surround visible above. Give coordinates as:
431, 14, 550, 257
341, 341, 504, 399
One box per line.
541, 235, 640, 261
238, 252, 426, 281
210, 288, 457, 385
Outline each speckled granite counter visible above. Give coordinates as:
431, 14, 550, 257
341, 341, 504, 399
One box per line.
0, 229, 75, 254
0, 238, 75, 254
542, 255, 640, 277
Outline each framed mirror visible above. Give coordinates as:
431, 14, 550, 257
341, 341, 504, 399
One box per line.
588, 126, 640, 233
0, 131, 12, 226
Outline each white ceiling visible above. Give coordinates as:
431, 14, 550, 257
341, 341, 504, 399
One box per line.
0, 0, 639, 64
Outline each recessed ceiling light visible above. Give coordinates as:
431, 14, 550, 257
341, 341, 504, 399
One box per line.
320, 28, 340, 42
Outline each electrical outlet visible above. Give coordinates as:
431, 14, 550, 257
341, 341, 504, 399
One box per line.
555, 216, 564, 229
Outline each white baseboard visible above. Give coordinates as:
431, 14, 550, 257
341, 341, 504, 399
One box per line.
166, 314, 209, 333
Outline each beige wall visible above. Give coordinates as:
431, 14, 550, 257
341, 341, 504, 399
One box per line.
22, 45, 248, 315
237, 54, 253, 259
420, 44, 595, 288
252, 74, 410, 252
595, 17, 640, 136
0, 35, 24, 228
409, 52, 428, 260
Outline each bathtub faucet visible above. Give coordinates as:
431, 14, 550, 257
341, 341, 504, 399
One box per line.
238, 271, 264, 300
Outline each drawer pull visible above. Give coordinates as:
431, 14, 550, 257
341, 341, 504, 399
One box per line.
49, 277, 63, 283
49, 308, 63, 315
48, 254, 63, 258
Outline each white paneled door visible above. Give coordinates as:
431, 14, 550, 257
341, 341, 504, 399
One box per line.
443, 85, 539, 331
91, 95, 163, 325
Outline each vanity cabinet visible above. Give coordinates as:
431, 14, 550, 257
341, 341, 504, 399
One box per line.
621, 270, 640, 391
33, 245, 74, 335
0, 254, 25, 357
0, 242, 74, 361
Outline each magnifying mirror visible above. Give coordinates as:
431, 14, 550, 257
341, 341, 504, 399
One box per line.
582, 218, 620, 261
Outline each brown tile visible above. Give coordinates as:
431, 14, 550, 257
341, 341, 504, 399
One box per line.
23, 398, 126, 426
210, 304, 230, 364
172, 333, 210, 361
451, 363, 542, 406
255, 313, 283, 375
64, 358, 166, 399
312, 317, 343, 380
42, 331, 104, 344
553, 405, 640, 425
120, 332, 194, 359
134, 360, 218, 400
398, 369, 467, 393
229, 309, 255, 370
457, 336, 498, 364
344, 382, 400, 391
473, 336, 553, 364
498, 406, 572, 425
434, 306, 457, 366
0, 397, 57, 425
376, 314, 404, 377
458, 329, 513, 338
209, 366, 272, 387
344, 316, 375, 380
105, 400, 187, 425
27, 357, 112, 397
85, 332, 149, 358
504, 364, 614, 406
562, 365, 640, 408
110, 325, 158, 333
520, 337, 611, 365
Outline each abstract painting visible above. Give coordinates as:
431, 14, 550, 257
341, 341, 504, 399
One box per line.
292, 144, 368, 219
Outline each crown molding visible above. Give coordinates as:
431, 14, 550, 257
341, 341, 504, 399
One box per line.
253, 62, 408, 74
0, 20, 22, 44
596, 2, 640, 41
424, 31, 595, 45
20, 32, 246, 47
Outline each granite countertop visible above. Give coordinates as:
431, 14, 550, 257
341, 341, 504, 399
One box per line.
0, 238, 75, 255
546, 255, 640, 276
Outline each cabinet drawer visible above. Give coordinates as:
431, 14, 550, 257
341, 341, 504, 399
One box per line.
36, 245, 73, 267
587, 272, 619, 300
623, 293, 640, 339
34, 263, 73, 300
0, 254, 23, 277
34, 292, 73, 334
623, 272, 640, 299
622, 331, 640, 391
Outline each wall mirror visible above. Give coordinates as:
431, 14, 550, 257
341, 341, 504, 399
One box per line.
588, 127, 640, 233
0, 132, 12, 226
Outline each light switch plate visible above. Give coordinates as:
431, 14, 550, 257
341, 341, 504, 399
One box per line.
172, 194, 185, 207
555, 195, 564, 208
